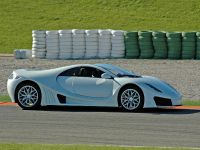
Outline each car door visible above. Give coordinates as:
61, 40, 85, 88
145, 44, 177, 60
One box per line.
57, 67, 80, 94
73, 67, 114, 98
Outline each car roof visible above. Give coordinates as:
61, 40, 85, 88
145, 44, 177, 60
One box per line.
66, 64, 114, 69
65, 64, 116, 76
66, 64, 97, 68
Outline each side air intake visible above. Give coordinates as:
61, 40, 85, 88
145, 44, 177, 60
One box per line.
154, 97, 172, 106
57, 94, 66, 104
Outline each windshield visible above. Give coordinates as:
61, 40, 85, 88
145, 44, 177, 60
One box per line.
95, 64, 140, 77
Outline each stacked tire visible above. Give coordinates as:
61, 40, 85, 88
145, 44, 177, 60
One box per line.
138, 31, 154, 59
72, 29, 85, 59
58, 30, 72, 59
196, 32, 200, 59
32, 30, 46, 58
98, 30, 111, 58
14, 49, 31, 59
152, 31, 168, 59
166, 32, 181, 59
85, 30, 98, 59
181, 32, 196, 59
111, 30, 125, 58
14, 50, 23, 59
46, 30, 59, 59
124, 31, 139, 58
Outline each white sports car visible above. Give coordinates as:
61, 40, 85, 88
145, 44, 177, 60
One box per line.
7, 64, 182, 111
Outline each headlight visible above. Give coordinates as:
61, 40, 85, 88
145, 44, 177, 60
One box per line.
8, 73, 21, 80
15, 75, 21, 79
145, 83, 162, 93
8, 73, 14, 79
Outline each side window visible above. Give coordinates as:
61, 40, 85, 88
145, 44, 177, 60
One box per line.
78, 67, 104, 78
93, 68, 104, 78
59, 67, 80, 76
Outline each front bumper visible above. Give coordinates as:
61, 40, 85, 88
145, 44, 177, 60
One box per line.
7, 76, 25, 103
141, 84, 182, 108
154, 96, 182, 107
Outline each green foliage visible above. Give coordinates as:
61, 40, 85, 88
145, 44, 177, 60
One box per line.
183, 100, 200, 106
0, 95, 200, 106
0, 95, 11, 102
0, 144, 194, 150
1, 0, 200, 53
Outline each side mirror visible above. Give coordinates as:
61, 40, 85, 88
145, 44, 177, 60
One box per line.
101, 73, 112, 79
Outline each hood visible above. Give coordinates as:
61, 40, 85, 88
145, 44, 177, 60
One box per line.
142, 75, 181, 98
115, 75, 181, 98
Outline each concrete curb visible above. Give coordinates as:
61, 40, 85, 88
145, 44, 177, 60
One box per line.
0, 102, 17, 106
0, 54, 13, 57
0, 102, 200, 110
170, 106, 200, 110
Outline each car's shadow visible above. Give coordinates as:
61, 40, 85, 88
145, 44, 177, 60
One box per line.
31, 106, 200, 115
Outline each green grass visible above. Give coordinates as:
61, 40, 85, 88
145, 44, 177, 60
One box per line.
0, 95, 11, 102
0, 95, 200, 106
1, 0, 200, 53
0, 144, 196, 150
182, 100, 200, 106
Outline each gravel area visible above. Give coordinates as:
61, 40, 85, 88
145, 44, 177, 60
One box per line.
0, 57, 200, 100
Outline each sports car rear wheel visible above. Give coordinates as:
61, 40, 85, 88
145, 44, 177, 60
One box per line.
118, 86, 144, 112
15, 82, 41, 109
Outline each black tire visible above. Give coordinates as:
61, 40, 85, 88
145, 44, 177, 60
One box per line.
15, 81, 41, 110
125, 31, 138, 37
166, 32, 181, 38
196, 32, 200, 37
118, 85, 144, 112
138, 31, 152, 37
182, 32, 196, 37
152, 31, 166, 38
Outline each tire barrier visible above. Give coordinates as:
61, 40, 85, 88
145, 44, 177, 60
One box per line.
58, 30, 72, 59
14, 49, 31, 59
138, 31, 154, 59
181, 32, 196, 59
46, 30, 59, 59
98, 30, 112, 58
72, 29, 85, 59
152, 31, 168, 59
111, 30, 125, 58
85, 30, 98, 59
166, 32, 182, 59
32, 30, 46, 58
28, 30, 200, 60
124, 31, 139, 58
196, 32, 200, 59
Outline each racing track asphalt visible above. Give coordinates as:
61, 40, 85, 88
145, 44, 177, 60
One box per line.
0, 105, 200, 148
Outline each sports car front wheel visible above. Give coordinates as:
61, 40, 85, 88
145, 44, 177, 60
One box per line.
15, 82, 41, 109
118, 86, 144, 112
